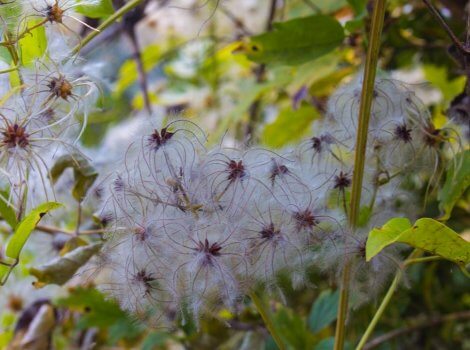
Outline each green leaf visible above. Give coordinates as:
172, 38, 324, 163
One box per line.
314, 337, 334, 350
246, 15, 344, 66
309, 0, 347, 13
50, 153, 98, 202
142, 333, 170, 350
57, 287, 142, 342
273, 307, 316, 349
347, 0, 366, 15
30, 242, 102, 286
18, 19, 47, 66
366, 218, 470, 266
5, 202, 62, 260
366, 217, 412, 262
0, 2, 22, 32
438, 150, 470, 220
308, 289, 339, 333
262, 105, 320, 148
74, 0, 114, 19
0, 190, 18, 229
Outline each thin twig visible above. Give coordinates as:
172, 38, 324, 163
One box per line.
72, 0, 145, 55
35, 225, 105, 236
422, 0, 470, 55
363, 310, 470, 350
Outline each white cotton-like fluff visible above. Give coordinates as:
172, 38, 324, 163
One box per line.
91, 72, 456, 326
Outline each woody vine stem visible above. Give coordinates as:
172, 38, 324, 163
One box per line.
334, 1, 388, 349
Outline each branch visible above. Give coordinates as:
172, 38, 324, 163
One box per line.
72, 0, 145, 55
422, 0, 470, 55
363, 310, 470, 349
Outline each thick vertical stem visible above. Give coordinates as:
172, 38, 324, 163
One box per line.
334, 1, 388, 349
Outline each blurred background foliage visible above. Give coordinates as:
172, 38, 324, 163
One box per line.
0, 0, 469, 349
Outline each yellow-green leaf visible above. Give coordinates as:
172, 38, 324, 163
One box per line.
18, 19, 47, 66
5, 202, 62, 260
74, 0, 114, 19
366, 218, 470, 266
366, 217, 411, 261
262, 105, 320, 148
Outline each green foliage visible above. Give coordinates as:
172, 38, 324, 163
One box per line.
438, 150, 470, 220
30, 242, 102, 286
18, 20, 47, 66
263, 105, 320, 147
367, 218, 470, 266
0, 189, 18, 229
74, 0, 114, 19
5, 202, 62, 260
50, 153, 98, 202
56, 287, 143, 344
273, 307, 316, 349
246, 15, 344, 66
308, 289, 339, 333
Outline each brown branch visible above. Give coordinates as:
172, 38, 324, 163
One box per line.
423, 0, 470, 55
35, 225, 105, 236
364, 310, 470, 349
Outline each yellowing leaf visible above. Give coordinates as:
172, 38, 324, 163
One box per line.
366, 218, 470, 266
30, 243, 102, 286
262, 105, 320, 148
6, 202, 62, 260
366, 217, 412, 261
18, 19, 47, 66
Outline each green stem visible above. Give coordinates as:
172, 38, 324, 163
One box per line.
71, 0, 144, 55
355, 272, 401, 350
249, 291, 286, 350
0, 65, 19, 75
334, 1, 388, 349
355, 249, 422, 350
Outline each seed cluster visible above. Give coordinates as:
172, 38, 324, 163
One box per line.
90, 74, 461, 326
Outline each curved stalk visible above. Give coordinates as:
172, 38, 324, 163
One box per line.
334, 1, 388, 349
249, 291, 286, 350
72, 0, 144, 55
355, 249, 423, 349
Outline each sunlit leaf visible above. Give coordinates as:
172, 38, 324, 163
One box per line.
438, 150, 470, 220
366, 218, 470, 266
366, 217, 412, 261
30, 242, 102, 286
74, 0, 114, 18
5, 202, 62, 260
262, 105, 320, 148
18, 19, 47, 66
50, 153, 98, 202
244, 15, 344, 66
